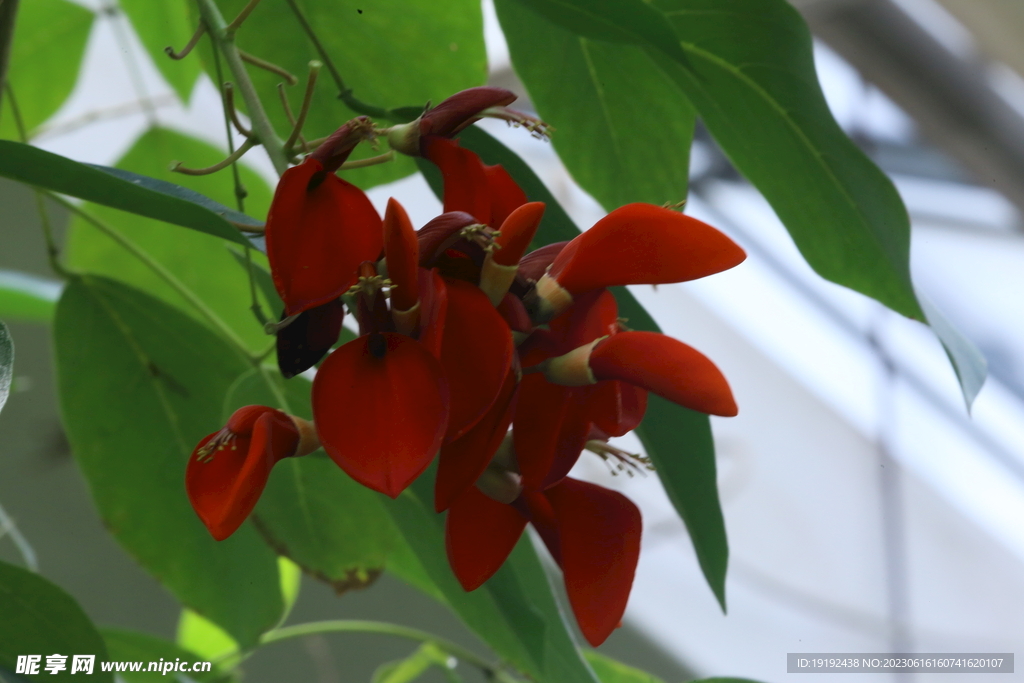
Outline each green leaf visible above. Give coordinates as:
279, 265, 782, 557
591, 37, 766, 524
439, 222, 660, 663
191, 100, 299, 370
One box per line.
0, 0, 92, 139
496, 0, 695, 209
118, 0, 201, 101
0, 140, 252, 247
195, 0, 486, 190
506, 0, 689, 67
223, 367, 401, 591
227, 248, 284, 317
920, 293, 987, 410
422, 126, 730, 608
584, 651, 665, 683
54, 275, 282, 647
371, 643, 450, 683
64, 128, 274, 351
383, 469, 600, 683
0, 269, 62, 322
101, 629, 218, 683
688, 679, 767, 683
0, 559, 112, 683
0, 320, 11, 414
176, 610, 239, 668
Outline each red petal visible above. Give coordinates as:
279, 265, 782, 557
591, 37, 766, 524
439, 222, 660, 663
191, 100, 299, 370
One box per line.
421, 87, 517, 138
512, 374, 572, 490
186, 409, 299, 541
276, 299, 345, 379
424, 137, 492, 224
312, 333, 449, 497
589, 381, 648, 437
545, 478, 641, 647
416, 268, 448, 359
417, 211, 478, 268
548, 203, 745, 294
483, 163, 527, 228
435, 368, 518, 511
445, 486, 527, 591
520, 490, 560, 565
384, 198, 419, 311
440, 279, 514, 441
548, 288, 619, 347
493, 202, 544, 266
517, 241, 570, 283
496, 293, 533, 334
266, 159, 384, 315
590, 331, 737, 416
539, 393, 592, 489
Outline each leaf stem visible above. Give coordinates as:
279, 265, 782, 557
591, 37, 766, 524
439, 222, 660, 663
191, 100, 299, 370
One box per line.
224, 0, 263, 37
50, 194, 254, 364
222, 83, 253, 139
195, 0, 289, 175
165, 23, 206, 60
284, 61, 322, 151
238, 49, 298, 85
170, 138, 257, 176
259, 620, 519, 681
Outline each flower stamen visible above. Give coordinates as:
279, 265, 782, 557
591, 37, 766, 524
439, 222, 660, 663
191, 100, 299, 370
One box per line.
585, 440, 654, 477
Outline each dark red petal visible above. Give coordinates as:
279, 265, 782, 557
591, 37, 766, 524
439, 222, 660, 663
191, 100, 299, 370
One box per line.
548, 203, 746, 294
313, 333, 449, 497
435, 368, 518, 512
421, 86, 517, 138
384, 198, 420, 312
517, 241, 570, 283
539, 393, 592, 489
440, 278, 514, 441
516, 328, 563, 366
519, 490, 561, 565
548, 288, 619, 348
416, 268, 448, 359
308, 116, 374, 173
493, 202, 544, 266
445, 485, 528, 591
423, 137, 492, 224
266, 159, 384, 315
589, 381, 648, 437
545, 478, 642, 647
512, 374, 572, 490
496, 293, 533, 334
483, 163, 527, 228
186, 410, 299, 541
590, 331, 737, 417
417, 212, 479, 268
276, 299, 345, 379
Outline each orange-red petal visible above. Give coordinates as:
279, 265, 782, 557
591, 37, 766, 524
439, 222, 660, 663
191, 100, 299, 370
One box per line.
548, 203, 745, 294
493, 202, 544, 267
545, 478, 642, 647
424, 137, 492, 224
266, 158, 383, 315
512, 374, 572, 490
589, 380, 648, 437
590, 331, 737, 417
312, 333, 449, 497
383, 198, 419, 312
483, 163, 527, 228
445, 485, 528, 591
440, 279, 514, 441
186, 407, 299, 541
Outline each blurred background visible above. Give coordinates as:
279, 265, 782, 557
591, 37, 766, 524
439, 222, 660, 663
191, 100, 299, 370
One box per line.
2, 0, 1024, 681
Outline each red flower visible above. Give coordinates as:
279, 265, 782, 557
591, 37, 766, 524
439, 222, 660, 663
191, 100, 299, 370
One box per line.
186, 405, 319, 540
265, 119, 383, 316
446, 477, 641, 647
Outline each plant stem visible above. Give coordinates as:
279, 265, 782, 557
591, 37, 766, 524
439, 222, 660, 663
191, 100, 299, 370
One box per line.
171, 138, 256, 176
259, 620, 519, 681
195, 0, 289, 175
0, 501, 38, 572
50, 194, 255, 364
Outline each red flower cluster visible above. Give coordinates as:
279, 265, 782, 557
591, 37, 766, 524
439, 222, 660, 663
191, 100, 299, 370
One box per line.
186, 87, 745, 646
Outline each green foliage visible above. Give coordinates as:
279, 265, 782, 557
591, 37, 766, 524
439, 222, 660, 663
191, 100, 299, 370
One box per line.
371, 643, 457, 683
0, 140, 253, 246
101, 629, 218, 683
584, 651, 666, 683
0, 270, 61, 322
495, 0, 695, 210
63, 128, 273, 351
0, 559, 112, 683
226, 368, 402, 589
0, 0, 92, 139
117, 0, 202, 101
54, 275, 282, 647
176, 609, 240, 669
0, 320, 11, 414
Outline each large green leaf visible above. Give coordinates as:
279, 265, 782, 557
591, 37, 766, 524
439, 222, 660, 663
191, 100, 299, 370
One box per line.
0, 140, 252, 246
64, 128, 273, 351
422, 126, 729, 604
496, 0, 694, 210
383, 468, 600, 683
195, 0, 486, 190
118, 0, 201, 101
54, 275, 282, 647
0, 270, 62, 322
584, 651, 665, 683
0, 0, 92, 139
101, 629, 218, 683
0, 320, 11, 414
224, 368, 402, 590
0, 560, 112, 683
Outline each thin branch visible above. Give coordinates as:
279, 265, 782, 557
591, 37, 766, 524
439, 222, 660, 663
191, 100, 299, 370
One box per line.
277, 83, 308, 154
284, 61, 321, 151
238, 49, 297, 85
165, 22, 206, 60
0, 501, 38, 572
230, 220, 265, 233
224, 0, 262, 37
222, 83, 252, 138
34, 95, 177, 141
50, 193, 254, 363
170, 138, 257, 176
0, 0, 20, 114
195, 0, 289, 175
339, 151, 395, 170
